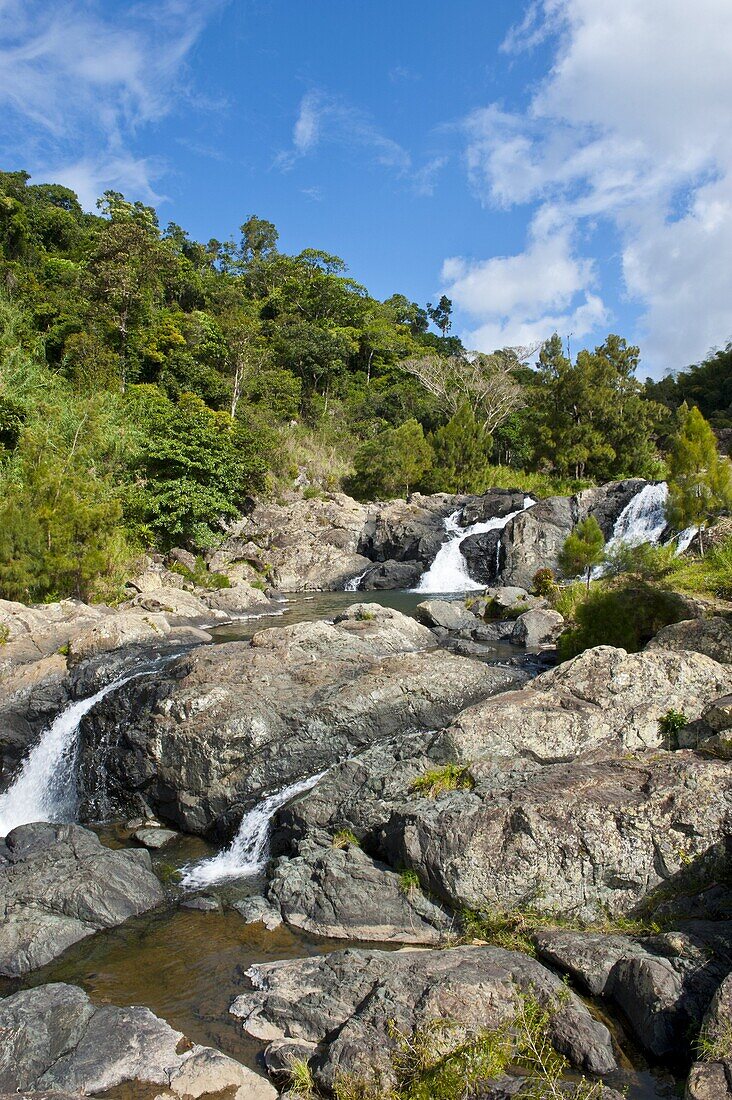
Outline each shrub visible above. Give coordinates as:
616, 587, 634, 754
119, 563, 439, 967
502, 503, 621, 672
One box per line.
532, 567, 556, 596
410, 764, 474, 798
558, 581, 688, 658
398, 869, 421, 896
332, 829, 359, 849
659, 709, 687, 750
169, 555, 231, 590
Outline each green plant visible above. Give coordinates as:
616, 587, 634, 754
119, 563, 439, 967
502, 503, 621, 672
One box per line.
169, 555, 231, 590
558, 581, 688, 658
251, 578, 266, 591
696, 1017, 732, 1062
288, 1057, 316, 1097
398, 869, 421, 896
532, 567, 557, 596
332, 828, 360, 849
558, 516, 606, 590
57, 642, 69, 656
409, 764, 474, 799
460, 907, 537, 956
659, 708, 687, 749
0, 624, 9, 645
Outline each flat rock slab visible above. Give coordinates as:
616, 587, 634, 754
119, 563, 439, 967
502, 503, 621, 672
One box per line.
133, 826, 179, 849
0, 822, 164, 976
0, 982, 276, 1099
231, 944, 616, 1092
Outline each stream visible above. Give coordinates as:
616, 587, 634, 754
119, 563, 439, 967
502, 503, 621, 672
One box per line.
0, 580, 686, 1098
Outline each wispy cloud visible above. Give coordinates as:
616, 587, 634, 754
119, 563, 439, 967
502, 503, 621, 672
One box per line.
0, 0, 222, 207
277, 88, 446, 196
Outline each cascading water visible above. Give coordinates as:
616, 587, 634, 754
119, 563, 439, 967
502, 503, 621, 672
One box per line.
0, 672, 139, 836
604, 482, 670, 554
344, 569, 368, 592
415, 496, 535, 594
180, 771, 326, 888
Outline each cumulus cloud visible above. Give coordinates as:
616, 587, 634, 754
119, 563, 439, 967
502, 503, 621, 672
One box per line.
455, 0, 732, 373
0, 0, 220, 208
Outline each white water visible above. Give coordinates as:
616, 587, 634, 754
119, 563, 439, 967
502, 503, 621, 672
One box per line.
180, 771, 326, 888
344, 569, 368, 592
415, 496, 535, 593
0, 671, 142, 836
604, 481, 670, 554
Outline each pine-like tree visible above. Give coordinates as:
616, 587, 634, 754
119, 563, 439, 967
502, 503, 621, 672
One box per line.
666, 404, 732, 554
558, 516, 606, 590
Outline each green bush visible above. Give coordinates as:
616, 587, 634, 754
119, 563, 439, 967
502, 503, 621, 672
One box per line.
532, 567, 556, 596
410, 764, 474, 798
659, 709, 687, 749
558, 581, 688, 658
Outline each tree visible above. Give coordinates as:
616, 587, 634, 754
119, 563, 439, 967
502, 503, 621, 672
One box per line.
666, 404, 732, 554
558, 516, 606, 590
427, 402, 492, 493
350, 419, 432, 500
426, 295, 452, 337
400, 350, 524, 435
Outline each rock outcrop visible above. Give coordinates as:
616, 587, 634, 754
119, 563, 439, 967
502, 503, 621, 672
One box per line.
231, 945, 616, 1093
77, 604, 524, 834
0, 823, 164, 975
0, 983, 276, 1099
685, 972, 732, 1098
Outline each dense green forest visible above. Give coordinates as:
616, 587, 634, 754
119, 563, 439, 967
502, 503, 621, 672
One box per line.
0, 169, 728, 602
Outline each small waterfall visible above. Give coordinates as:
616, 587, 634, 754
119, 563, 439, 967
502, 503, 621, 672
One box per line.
344, 569, 368, 592
0, 672, 140, 836
180, 771, 326, 888
415, 496, 535, 594
604, 482, 670, 553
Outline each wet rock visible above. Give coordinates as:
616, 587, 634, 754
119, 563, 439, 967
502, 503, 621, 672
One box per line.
0, 654, 69, 782
233, 895, 283, 929
535, 924, 732, 1058
510, 609, 565, 647
266, 841, 452, 943
0, 982, 276, 1098
459, 490, 527, 525
686, 972, 732, 1098
460, 528, 503, 585
359, 559, 425, 589
415, 599, 480, 633
230, 945, 616, 1091
0, 823, 164, 976
133, 826, 179, 849
358, 495, 459, 565
77, 606, 523, 835
647, 616, 732, 665
181, 894, 221, 912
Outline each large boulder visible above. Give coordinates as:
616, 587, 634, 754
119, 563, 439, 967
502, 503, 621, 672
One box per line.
0, 823, 164, 976
359, 559, 424, 590
415, 599, 480, 633
231, 945, 616, 1093
460, 528, 504, 585
510, 608, 565, 648
0, 655, 69, 781
0, 982, 276, 1098
76, 605, 524, 835
647, 616, 732, 665
378, 752, 732, 921
358, 494, 459, 564
459, 489, 527, 525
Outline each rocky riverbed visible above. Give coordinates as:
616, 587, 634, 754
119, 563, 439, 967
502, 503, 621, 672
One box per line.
0, 483, 731, 1099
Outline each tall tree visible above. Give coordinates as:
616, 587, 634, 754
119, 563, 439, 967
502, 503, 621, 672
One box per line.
426, 295, 453, 337
558, 516, 606, 590
666, 404, 732, 554
400, 350, 524, 434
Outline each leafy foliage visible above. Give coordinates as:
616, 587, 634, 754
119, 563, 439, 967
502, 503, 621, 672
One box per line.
666, 403, 732, 551
409, 764, 474, 798
557, 581, 689, 658
558, 516, 606, 588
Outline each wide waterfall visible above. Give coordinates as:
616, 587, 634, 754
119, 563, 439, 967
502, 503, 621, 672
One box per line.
415, 496, 535, 594
180, 771, 326, 888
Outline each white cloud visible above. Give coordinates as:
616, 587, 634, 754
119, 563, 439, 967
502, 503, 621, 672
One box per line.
457, 0, 732, 373
0, 0, 220, 208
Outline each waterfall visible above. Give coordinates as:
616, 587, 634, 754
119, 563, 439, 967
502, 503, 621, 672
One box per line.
604, 482, 670, 554
180, 771, 326, 888
344, 569, 368, 592
0, 671, 141, 837
415, 496, 535, 594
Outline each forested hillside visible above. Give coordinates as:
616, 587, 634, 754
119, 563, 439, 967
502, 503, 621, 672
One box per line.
0, 168, 712, 601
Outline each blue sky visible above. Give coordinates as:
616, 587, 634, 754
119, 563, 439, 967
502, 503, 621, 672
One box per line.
2, 1, 732, 378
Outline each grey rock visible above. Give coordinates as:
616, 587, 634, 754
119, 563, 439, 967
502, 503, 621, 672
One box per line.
459, 490, 527, 525
267, 841, 452, 943
472, 620, 515, 642
359, 495, 459, 565
359, 559, 424, 589
0, 982, 276, 1098
132, 826, 179, 849
0, 655, 69, 783
686, 972, 732, 1098
231, 945, 616, 1091
0, 823, 164, 976
460, 528, 503, 585
647, 616, 732, 664
702, 693, 732, 732
233, 895, 283, 929
167, 547, 197, 572
181, 894, 221, 912
500, 497, 575, 589
510, 608, 565, 647
415, 599, 480, 633
77, 606, 522, 835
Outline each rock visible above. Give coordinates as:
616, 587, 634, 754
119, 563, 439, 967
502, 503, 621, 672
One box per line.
378, 752, 732, 921
702, 694, 732, 732
0, 823, 164, 976
181, 894, 221, 912
0, 982, 276, 1098
359, 495, 459, 565
234, 896, 283, 929
500, 497, 575, 589
359, 559, 424, 589
511, 609, 565, 648
263, 1038, 318, 1081
133, 826, 179, 849
535, 924, 732, 1058
76, 606, 523, 834
485, 586, 540, 615
266, 841, 452, 943
686, 972, 732, 1098
67, 611, 210, 665
231, 945, 616, 1092
440, 645, 732, 763
472, 620, 515, 642
415, 599, 480, 633
460, 529, 503, 585
167, 547, 198, 572
647, 616, 732, 664
459, 490, 527, 525
0, 598, 109, 671
0, 654, 69, 781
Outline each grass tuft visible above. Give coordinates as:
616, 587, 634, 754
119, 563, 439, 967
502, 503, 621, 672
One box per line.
410, 764, 474, 799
